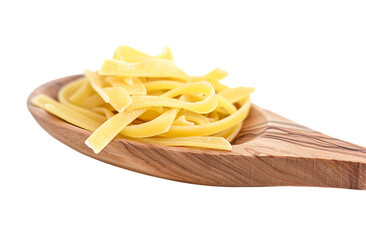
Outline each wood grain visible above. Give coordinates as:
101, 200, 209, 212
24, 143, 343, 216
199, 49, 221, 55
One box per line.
27, 75, 366, 189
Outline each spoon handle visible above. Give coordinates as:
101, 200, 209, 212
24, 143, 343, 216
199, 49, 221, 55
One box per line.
232, 106, 366, 189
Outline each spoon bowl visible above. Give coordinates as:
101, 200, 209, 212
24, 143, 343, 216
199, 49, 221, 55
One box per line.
27, 75, 366, 189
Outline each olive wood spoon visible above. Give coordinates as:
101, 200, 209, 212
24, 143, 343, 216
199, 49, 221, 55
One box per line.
27, 75, 366, 189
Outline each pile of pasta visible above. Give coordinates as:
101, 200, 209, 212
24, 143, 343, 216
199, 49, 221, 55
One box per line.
32, 46, 254, 153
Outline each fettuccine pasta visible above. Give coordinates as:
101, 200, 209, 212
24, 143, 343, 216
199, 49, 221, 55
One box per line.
32, 46, 254, 153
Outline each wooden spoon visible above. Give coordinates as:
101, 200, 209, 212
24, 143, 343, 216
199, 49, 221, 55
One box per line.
27, 75, 366, 189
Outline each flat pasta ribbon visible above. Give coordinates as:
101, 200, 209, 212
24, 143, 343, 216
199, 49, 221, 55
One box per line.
32, 46, 254, 153
99, 59, 190, 82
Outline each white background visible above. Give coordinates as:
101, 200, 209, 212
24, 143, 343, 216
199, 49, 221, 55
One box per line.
1, 0, 365, 239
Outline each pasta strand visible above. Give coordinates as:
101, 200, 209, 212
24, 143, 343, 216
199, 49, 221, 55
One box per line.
32, 46, 254, 153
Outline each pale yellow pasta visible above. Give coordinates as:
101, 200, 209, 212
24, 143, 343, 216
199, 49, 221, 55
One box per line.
176, 110, 210, 125
160, 99, 251, 137
173, 116, 195, 126
216, 95, 237, 115
210, 81, 229, 92
137, 107, 165, 121
106, 76, 147, 95
219, 87, 255, 103
32, 94, 103, 132
32, 46, 254, 153
121, 109, 179, 138
92, 107, 115, 119
128, 82, 217, 114
85, 109, 146, 153
204, 68, 228, 81
179, 93, 204, 103
84, 70, 132, 112
100, 59, 190, 82
44, 104, 101, 132
113, 46, 174, 63
144, 80, 183, 92
207, 111, 220, 122
213, 121, 243, 142
225, 122, 243, 143
191, 68, 228, 82
68, 78, 94, 105
80, 93, 105, 109
57, 80, 107, 122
